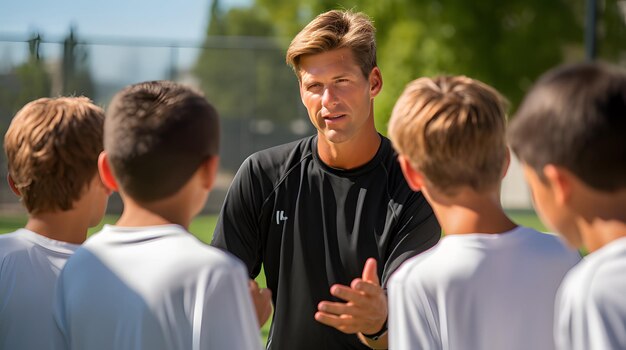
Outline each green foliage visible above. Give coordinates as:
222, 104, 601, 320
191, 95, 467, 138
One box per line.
371, 0, 581, 133
0, 29, 95, 133
193, 3, 300, 122
0, 55, 51, 119
61, 28, 95, 97
598, 0, 626, 60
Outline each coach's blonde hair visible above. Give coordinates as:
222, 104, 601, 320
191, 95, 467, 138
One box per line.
286, 9, 377, 79
388, 76, 508, 195
4, 97, 104, 213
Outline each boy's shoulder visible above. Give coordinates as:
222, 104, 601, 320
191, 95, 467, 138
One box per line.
560, 237, 626, 306
390, 226, 580, 287
0, 229, 79, 257
515, 228, 582, 265
77, 224, 245, 271
0, 230, 30, 257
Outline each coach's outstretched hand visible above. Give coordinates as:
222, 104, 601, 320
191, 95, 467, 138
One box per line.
315, 258, 388, 347
249, 280, 273, 327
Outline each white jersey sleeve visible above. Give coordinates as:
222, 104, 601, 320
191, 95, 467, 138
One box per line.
199, 260, 262, 350
555, 238, 626, 350
388, 260, 441, 350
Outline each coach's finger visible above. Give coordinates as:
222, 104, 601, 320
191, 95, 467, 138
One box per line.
314, 312, 357, 334
329, 284, 367, 303
317, 300, 363, 317
361, 258, 380, 285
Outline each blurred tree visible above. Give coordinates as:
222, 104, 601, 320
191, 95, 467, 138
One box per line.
61, 27, 95, 97
0, 33, 51, 120
592, 0, 626, 61
194, 0, 299, 122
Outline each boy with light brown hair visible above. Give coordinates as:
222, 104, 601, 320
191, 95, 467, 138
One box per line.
0, 97, 110, 349
387, 76, 580, 350
508, 62, 626, 350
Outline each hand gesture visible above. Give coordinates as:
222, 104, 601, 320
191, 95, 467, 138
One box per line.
314, 258, 387, 335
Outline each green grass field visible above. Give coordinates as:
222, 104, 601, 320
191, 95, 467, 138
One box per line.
0, 209, 548, 344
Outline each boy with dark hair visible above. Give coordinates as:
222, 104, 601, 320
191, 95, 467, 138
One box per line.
508, 62, 626, 350
1, 97, 109, 349
387, 75, 580, 349
53, 81, 261, 350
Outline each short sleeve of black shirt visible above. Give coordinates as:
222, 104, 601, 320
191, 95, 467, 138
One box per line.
211, 135, 440, 350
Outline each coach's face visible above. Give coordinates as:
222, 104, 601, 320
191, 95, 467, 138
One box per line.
298, 48, 382, 145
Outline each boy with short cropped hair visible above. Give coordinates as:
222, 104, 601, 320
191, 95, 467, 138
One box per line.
53, 81, 261, 349
387, 76, 581, 350
508, 62, 626, 350
1, 97, 109, 349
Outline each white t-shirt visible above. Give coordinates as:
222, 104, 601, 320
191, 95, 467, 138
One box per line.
53, 224, 262, 350
0, 229, 79, 350
555, 236, 626, 350
388, 226, 581, 350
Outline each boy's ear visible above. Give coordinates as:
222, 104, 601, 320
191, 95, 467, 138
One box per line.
200, 156, 220, 191
7, 174, 20, 196
398, 155, 425, 191
98, 152, 119, 192
543, 164, 571, 205
368, 67, 383, 98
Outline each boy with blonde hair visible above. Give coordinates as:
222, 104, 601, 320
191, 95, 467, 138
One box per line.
52, 81, 261, 350
1, 97, 109, 349
508, 62, 626, 350
387, 76, 580, 349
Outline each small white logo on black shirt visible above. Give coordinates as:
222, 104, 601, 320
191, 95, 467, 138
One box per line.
276, 210, 288, 224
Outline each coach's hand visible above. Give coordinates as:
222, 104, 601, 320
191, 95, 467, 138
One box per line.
249, 280, 273, 327
314, 258, 387, 337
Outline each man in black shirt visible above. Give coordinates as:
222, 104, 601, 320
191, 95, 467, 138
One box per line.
212, 10, 440, 350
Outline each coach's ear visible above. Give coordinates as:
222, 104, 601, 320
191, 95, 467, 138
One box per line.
7, 174, 20, 196
398, 155, 424, 191
368, 67, 383, 98
98, 152, 119, 192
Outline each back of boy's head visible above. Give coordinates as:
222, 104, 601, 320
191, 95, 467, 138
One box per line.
508, 62, 626, 191
388, 75, 509, 195
4, 97, 104, 214
105, 81, 220, 202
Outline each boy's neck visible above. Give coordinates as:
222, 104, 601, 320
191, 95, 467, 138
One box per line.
426, 186, 517, 236
582, 220, 626, 253
115, 195, 193, 229
25, 211, 90, 244
577, 188, 626, 253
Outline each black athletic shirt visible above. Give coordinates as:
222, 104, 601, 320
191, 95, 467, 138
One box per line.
211, 135, 441, 350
